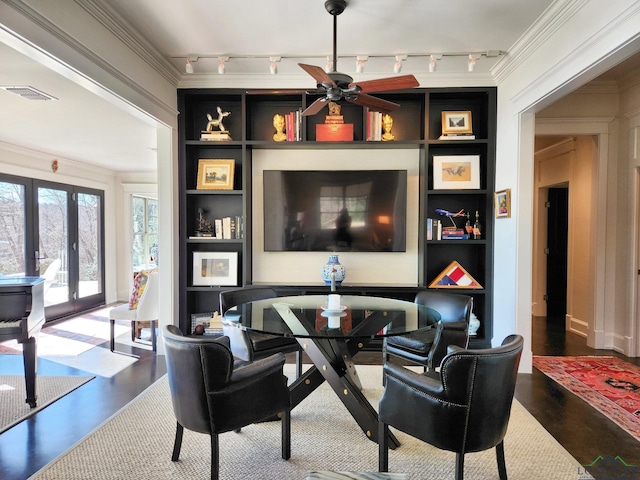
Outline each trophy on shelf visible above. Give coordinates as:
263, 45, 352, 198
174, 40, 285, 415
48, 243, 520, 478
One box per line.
201, 106, 232, 141
316, 102, 353, 141
195, 208, 214, 237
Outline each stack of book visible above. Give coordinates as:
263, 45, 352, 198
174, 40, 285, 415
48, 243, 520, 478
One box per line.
191, 312, 223, 336
442, 227, 469, 240
438, 133, 476, 140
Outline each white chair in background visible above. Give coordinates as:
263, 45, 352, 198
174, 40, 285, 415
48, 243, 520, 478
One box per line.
109, 271, 159, 352
41, 258, 61, 295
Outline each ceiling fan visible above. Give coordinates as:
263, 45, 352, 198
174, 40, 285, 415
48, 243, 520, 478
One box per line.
299, 0, 419, 117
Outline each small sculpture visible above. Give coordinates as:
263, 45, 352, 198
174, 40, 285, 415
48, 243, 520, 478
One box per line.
196, 208, 213, 236
328, 102, 341, 116
203, 106, 231, 133
273, 114, 286, 142
382, 114, 395, 141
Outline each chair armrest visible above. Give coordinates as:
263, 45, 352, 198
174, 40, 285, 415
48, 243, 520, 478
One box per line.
447, 344, 465, 355
383, 362, 444, 398
230, 352, 286, 385
441, 320, 468, 331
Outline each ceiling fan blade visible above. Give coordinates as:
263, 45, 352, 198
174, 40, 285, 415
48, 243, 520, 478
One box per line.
301, 97, 329, 116
350, 75, 419, 93
348, 94, 400, 114
298, 63, 336, 87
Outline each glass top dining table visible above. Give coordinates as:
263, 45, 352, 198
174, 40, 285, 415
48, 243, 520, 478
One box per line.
223, 294, 442, 448
222, 294, 441, 340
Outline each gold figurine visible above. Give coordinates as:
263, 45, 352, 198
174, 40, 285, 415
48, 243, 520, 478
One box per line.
382, 114, 395, 141
273, 114, 286, 142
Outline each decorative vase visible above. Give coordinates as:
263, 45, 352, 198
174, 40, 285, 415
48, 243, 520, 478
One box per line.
468, 312, 480, 336
321, 254, 346, 287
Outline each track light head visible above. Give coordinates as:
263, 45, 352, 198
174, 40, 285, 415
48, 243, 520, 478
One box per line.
393, 55, 407, 74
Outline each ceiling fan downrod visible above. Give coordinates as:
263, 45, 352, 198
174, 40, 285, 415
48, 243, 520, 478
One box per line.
325, 0, 346, 73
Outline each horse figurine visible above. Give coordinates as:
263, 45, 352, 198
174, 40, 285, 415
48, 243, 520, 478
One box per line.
203, 106, 231, 133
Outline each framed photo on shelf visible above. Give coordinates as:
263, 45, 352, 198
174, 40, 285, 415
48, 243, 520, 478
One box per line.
196, 159, 235, 190
192, 251, 238, 286
441, 111, 472, 135
433, 155, 480, 190
495, 188, 511, 218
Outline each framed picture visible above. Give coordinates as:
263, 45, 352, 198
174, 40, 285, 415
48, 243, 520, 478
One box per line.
495, 188, 511, 218
196, 159, 235, 190
433, 155, 480, 190
441, 111, 472, 135
192, 251, 238, 286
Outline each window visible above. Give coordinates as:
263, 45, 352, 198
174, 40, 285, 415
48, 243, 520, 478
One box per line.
132, 195, 158, 272
319, 181, 371, 229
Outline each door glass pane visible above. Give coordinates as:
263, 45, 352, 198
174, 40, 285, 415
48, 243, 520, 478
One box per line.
0, 181, 26, 276
132, 196, 158, 272
78, 193, 102, 298
38, 187, 68, 306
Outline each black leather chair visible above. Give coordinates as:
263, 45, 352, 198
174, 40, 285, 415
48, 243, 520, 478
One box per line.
383, 290, 472, 371
220, 287, 303, 379
378, 334, 524, 480
163, 325, 291, 480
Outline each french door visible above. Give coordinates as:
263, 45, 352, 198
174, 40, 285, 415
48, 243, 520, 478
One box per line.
0, 173, 105, 321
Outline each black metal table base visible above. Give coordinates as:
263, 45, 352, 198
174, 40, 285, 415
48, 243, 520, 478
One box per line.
290, 334, 400, 449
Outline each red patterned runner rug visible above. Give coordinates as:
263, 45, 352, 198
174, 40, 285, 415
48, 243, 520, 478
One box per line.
533, 356, 640, 441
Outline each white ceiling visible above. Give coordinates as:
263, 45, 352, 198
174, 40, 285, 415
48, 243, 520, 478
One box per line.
1, 0, 638, 174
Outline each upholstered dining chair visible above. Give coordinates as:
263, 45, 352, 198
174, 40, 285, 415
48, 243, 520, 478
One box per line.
383, 290, 472, 371
109, 270, 158, 352
163, 325, 291, 480
378, 334, 524, 480
220, 287, 303, 379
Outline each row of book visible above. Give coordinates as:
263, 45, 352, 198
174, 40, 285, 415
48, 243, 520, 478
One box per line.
365, 111, 384, 141
284, 109, 303, 141
191, 312, 223, 335
191, 215, 244, 240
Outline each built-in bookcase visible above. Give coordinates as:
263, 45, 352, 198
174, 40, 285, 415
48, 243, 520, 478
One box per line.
178, 87, 496, 347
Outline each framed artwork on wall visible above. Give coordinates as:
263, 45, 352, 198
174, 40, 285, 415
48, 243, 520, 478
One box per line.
495, 189, 511, 218
192, 251, 238, 286
196, 159, 235, 190
433, 155, 480, 190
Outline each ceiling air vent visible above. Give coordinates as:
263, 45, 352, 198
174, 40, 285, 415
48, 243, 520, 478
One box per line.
0, 86, 57, 101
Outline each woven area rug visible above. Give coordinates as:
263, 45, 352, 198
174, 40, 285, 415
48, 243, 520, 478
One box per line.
0, 375, 94, 434
533, 356, 640, 442
31, 366, 588, 480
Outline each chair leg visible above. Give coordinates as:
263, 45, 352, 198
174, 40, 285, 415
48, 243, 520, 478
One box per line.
150, 320, 157, 352
378, 421, 389, 472
455, 452, 464, 480
110, 319, 115, 352
496, 440, 507, 480
171, 422, 184, 461
210, 432, 219, 480
131, 321, 136, 342
281, 409, 291, 460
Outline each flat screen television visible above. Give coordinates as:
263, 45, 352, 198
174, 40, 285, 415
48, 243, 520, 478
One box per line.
263, 170, 407, 252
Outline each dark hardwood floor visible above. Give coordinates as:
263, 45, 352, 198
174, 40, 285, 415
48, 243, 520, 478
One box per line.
1, 314, 638, 479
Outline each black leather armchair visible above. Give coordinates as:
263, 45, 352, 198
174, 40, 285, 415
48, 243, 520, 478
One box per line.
220, 287, 303, 378
163, 325, 291, 480
378, 334, 524, 480
383, 290, 472, 371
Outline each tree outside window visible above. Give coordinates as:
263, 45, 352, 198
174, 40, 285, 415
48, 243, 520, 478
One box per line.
132, 196, 158, 272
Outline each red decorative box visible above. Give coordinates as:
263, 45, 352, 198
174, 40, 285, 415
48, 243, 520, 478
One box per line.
316, 123, 354, 142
